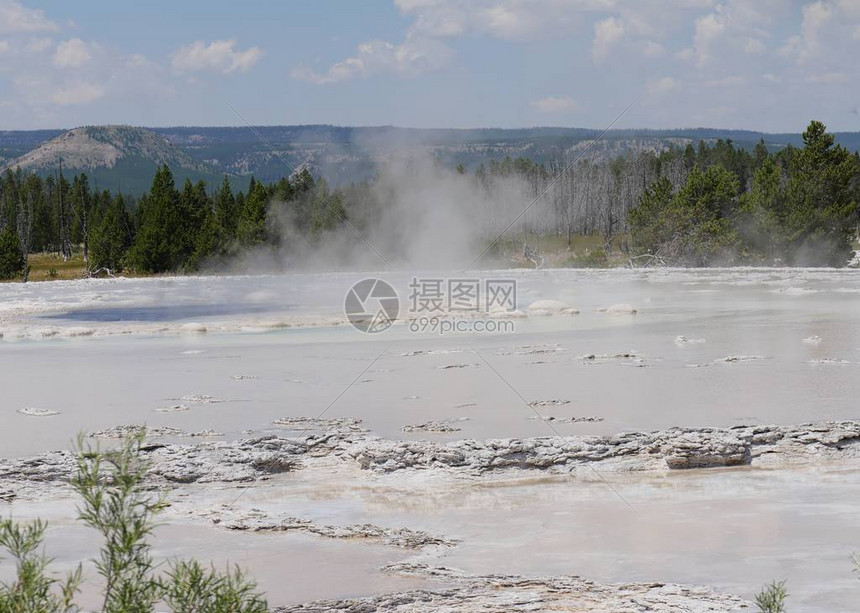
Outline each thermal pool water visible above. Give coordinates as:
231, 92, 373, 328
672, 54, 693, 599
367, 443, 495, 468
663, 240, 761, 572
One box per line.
1, 268, 858, 611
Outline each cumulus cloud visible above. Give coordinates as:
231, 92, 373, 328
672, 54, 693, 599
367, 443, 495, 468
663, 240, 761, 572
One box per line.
591, 16, 625, 61
646, 76, 679, 95
51, 82, 105, 106
532, 96, 578, 113
806, 71, 847, 84
53, 38, 94, 68
744, 38, 766, 54
703, 75, 746, 87
171, 39, 263, 74
643, 40, 664, 57
292, 35, 453, 84
0, 0, 57, 34
395, 0, 596, 41
26, 37, 52, 53
796, 1, 834, 63
693, 10, 726, 66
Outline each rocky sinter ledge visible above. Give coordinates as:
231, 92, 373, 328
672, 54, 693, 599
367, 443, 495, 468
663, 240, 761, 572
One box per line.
0, 432, 356, 500
198, 506, 457, 550
275, 563, 750, 612
349, 421, 860, 473
1, 422, 859, 501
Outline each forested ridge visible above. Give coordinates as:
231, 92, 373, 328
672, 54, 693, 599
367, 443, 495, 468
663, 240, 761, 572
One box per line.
0, 120, 857, 279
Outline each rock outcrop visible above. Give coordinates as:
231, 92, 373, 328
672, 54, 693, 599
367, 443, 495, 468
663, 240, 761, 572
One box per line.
2, 422, 858, 499
201, 507, 457, 550
275, 563, 749, 612
351, 421, 860, 473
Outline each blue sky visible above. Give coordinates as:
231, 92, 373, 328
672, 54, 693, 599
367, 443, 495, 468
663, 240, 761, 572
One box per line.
0, 0, 858, 131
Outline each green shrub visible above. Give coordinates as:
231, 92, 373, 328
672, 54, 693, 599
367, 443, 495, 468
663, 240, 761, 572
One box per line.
755, 580, 788, 613
0, 432, 268, 613
0, 519, 81, 612
566, 248, 609, 268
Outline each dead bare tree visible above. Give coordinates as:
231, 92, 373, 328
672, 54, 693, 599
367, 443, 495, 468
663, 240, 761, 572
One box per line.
16, 191, 33, 282
57, 158, 72, 261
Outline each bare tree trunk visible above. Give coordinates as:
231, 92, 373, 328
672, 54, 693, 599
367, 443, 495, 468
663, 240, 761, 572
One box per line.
17, 193, 33, 283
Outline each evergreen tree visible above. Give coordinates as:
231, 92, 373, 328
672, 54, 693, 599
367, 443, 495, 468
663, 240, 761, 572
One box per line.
236, 177, 268, 246
629, 166, 739, 265
0, 226, 25, 279
737, 157, 784, 262
131, 165, 181, 273
90, 194, 132, 272
780, 120, 859, 265
214, 175, 238, 241
177, 179, 212, 262
628, 176, 675, 256
188, 212, 220, 271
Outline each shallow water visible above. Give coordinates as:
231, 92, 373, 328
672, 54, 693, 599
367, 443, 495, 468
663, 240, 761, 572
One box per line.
229, 464, 860, 611
4, 464, 858, 611
2, 268, 859, 456
1, 268, 859, 611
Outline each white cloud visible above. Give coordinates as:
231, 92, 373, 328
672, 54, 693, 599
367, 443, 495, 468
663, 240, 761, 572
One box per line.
395, 0, 611, 41
53, 38, 94, 68
778, 34, 801, 57
0, 0, 57, 34
0, 40, 9, 54
806, 71, 847, 84
744, 38, 766, 54
643, 40, 664, 57
592, 16, 625, 62
51, 82, 105, 106
675, 47, 694, 61
532, 96, 578, 113
646, 76, 679, 95
171, 39, 263, 74
703, 75, 746, 87
797, 1, 834, 63
292, 35, 453, 84
26, 37, 52, 53
693, 10, 726, 66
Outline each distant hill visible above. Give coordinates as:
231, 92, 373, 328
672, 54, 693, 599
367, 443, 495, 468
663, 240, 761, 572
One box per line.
3, 124, 859, 193
3, 125, 238, 195
152, 125, 860, 186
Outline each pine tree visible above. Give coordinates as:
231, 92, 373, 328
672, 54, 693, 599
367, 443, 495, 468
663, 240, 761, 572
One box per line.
781, 120, 860, 265
737, 157, 784, 262
0, 226, 25, 279
130, 165, 181, 273
90, 194, 132, 272
177, 179, 212, 263
214, 175, 238, 242
236, 177, 268, 246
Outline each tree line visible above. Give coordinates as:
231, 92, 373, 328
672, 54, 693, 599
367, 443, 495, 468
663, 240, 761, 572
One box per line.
0, 165, 345, 278
628, 120, 860, 266
472, 121, 858, 267
0, 119, 857, 279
